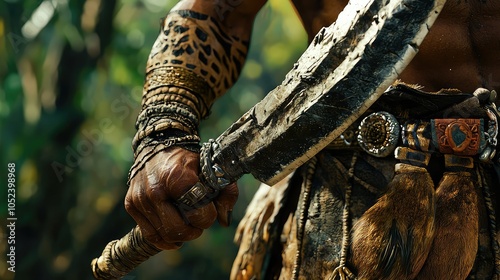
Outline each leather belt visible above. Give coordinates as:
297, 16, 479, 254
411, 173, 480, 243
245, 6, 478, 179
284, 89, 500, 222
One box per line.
327, 111, 498, 163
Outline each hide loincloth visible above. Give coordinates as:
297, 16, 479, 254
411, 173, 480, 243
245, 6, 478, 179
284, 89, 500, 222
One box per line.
231, 84, 500, 280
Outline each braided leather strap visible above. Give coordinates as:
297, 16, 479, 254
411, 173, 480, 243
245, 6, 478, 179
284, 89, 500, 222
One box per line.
128, 134, 201, 184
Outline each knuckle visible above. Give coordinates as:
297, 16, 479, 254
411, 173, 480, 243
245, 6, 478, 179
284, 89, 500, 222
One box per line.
124, 196, 134, 213
124, 188, 141, 213
148, 184, 167, 202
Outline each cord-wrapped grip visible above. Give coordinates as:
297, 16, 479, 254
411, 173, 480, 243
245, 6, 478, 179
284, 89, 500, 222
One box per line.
91, 226, 161, 280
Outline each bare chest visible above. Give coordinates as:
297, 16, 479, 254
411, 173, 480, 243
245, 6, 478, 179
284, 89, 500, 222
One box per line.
292, 0, 500, 93
410, 0, 500, 92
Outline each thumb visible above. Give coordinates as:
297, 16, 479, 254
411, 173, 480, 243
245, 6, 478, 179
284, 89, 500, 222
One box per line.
214, 183, 239, 227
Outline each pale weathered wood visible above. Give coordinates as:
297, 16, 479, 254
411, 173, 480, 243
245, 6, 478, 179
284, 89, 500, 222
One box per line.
92, 1, 448, 278
212, 0, 447, 185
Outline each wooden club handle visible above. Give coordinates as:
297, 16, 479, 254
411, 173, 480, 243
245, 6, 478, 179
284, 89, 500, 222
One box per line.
91, 226, 161, 280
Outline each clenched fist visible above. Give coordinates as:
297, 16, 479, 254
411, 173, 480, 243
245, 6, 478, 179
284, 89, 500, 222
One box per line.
125, 146, 238, 250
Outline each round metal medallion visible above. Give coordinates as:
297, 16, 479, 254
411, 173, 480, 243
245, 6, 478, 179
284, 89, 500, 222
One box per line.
357, 111, 400, 157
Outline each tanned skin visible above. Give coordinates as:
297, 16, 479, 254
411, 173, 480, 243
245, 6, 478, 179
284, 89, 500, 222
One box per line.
291, 2, 499, 278
292, 0, 500, 94
125, 0, 499, 273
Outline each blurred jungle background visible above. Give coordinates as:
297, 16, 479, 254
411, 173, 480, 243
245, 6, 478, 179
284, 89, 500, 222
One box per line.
0, 0, 307, 279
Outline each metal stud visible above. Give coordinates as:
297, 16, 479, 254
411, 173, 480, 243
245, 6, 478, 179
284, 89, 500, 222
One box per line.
357, 111, 400, 157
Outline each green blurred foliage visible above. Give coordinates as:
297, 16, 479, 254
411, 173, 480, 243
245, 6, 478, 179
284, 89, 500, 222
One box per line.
0, 0, 306, 279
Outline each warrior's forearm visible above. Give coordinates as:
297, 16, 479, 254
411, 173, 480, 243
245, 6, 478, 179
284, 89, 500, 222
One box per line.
133, 2, 266, 155
128, 2, 266, 184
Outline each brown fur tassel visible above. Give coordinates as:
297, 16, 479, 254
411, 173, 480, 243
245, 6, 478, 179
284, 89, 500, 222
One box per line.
416, 168, 478, 279
351, 163, 436, 280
